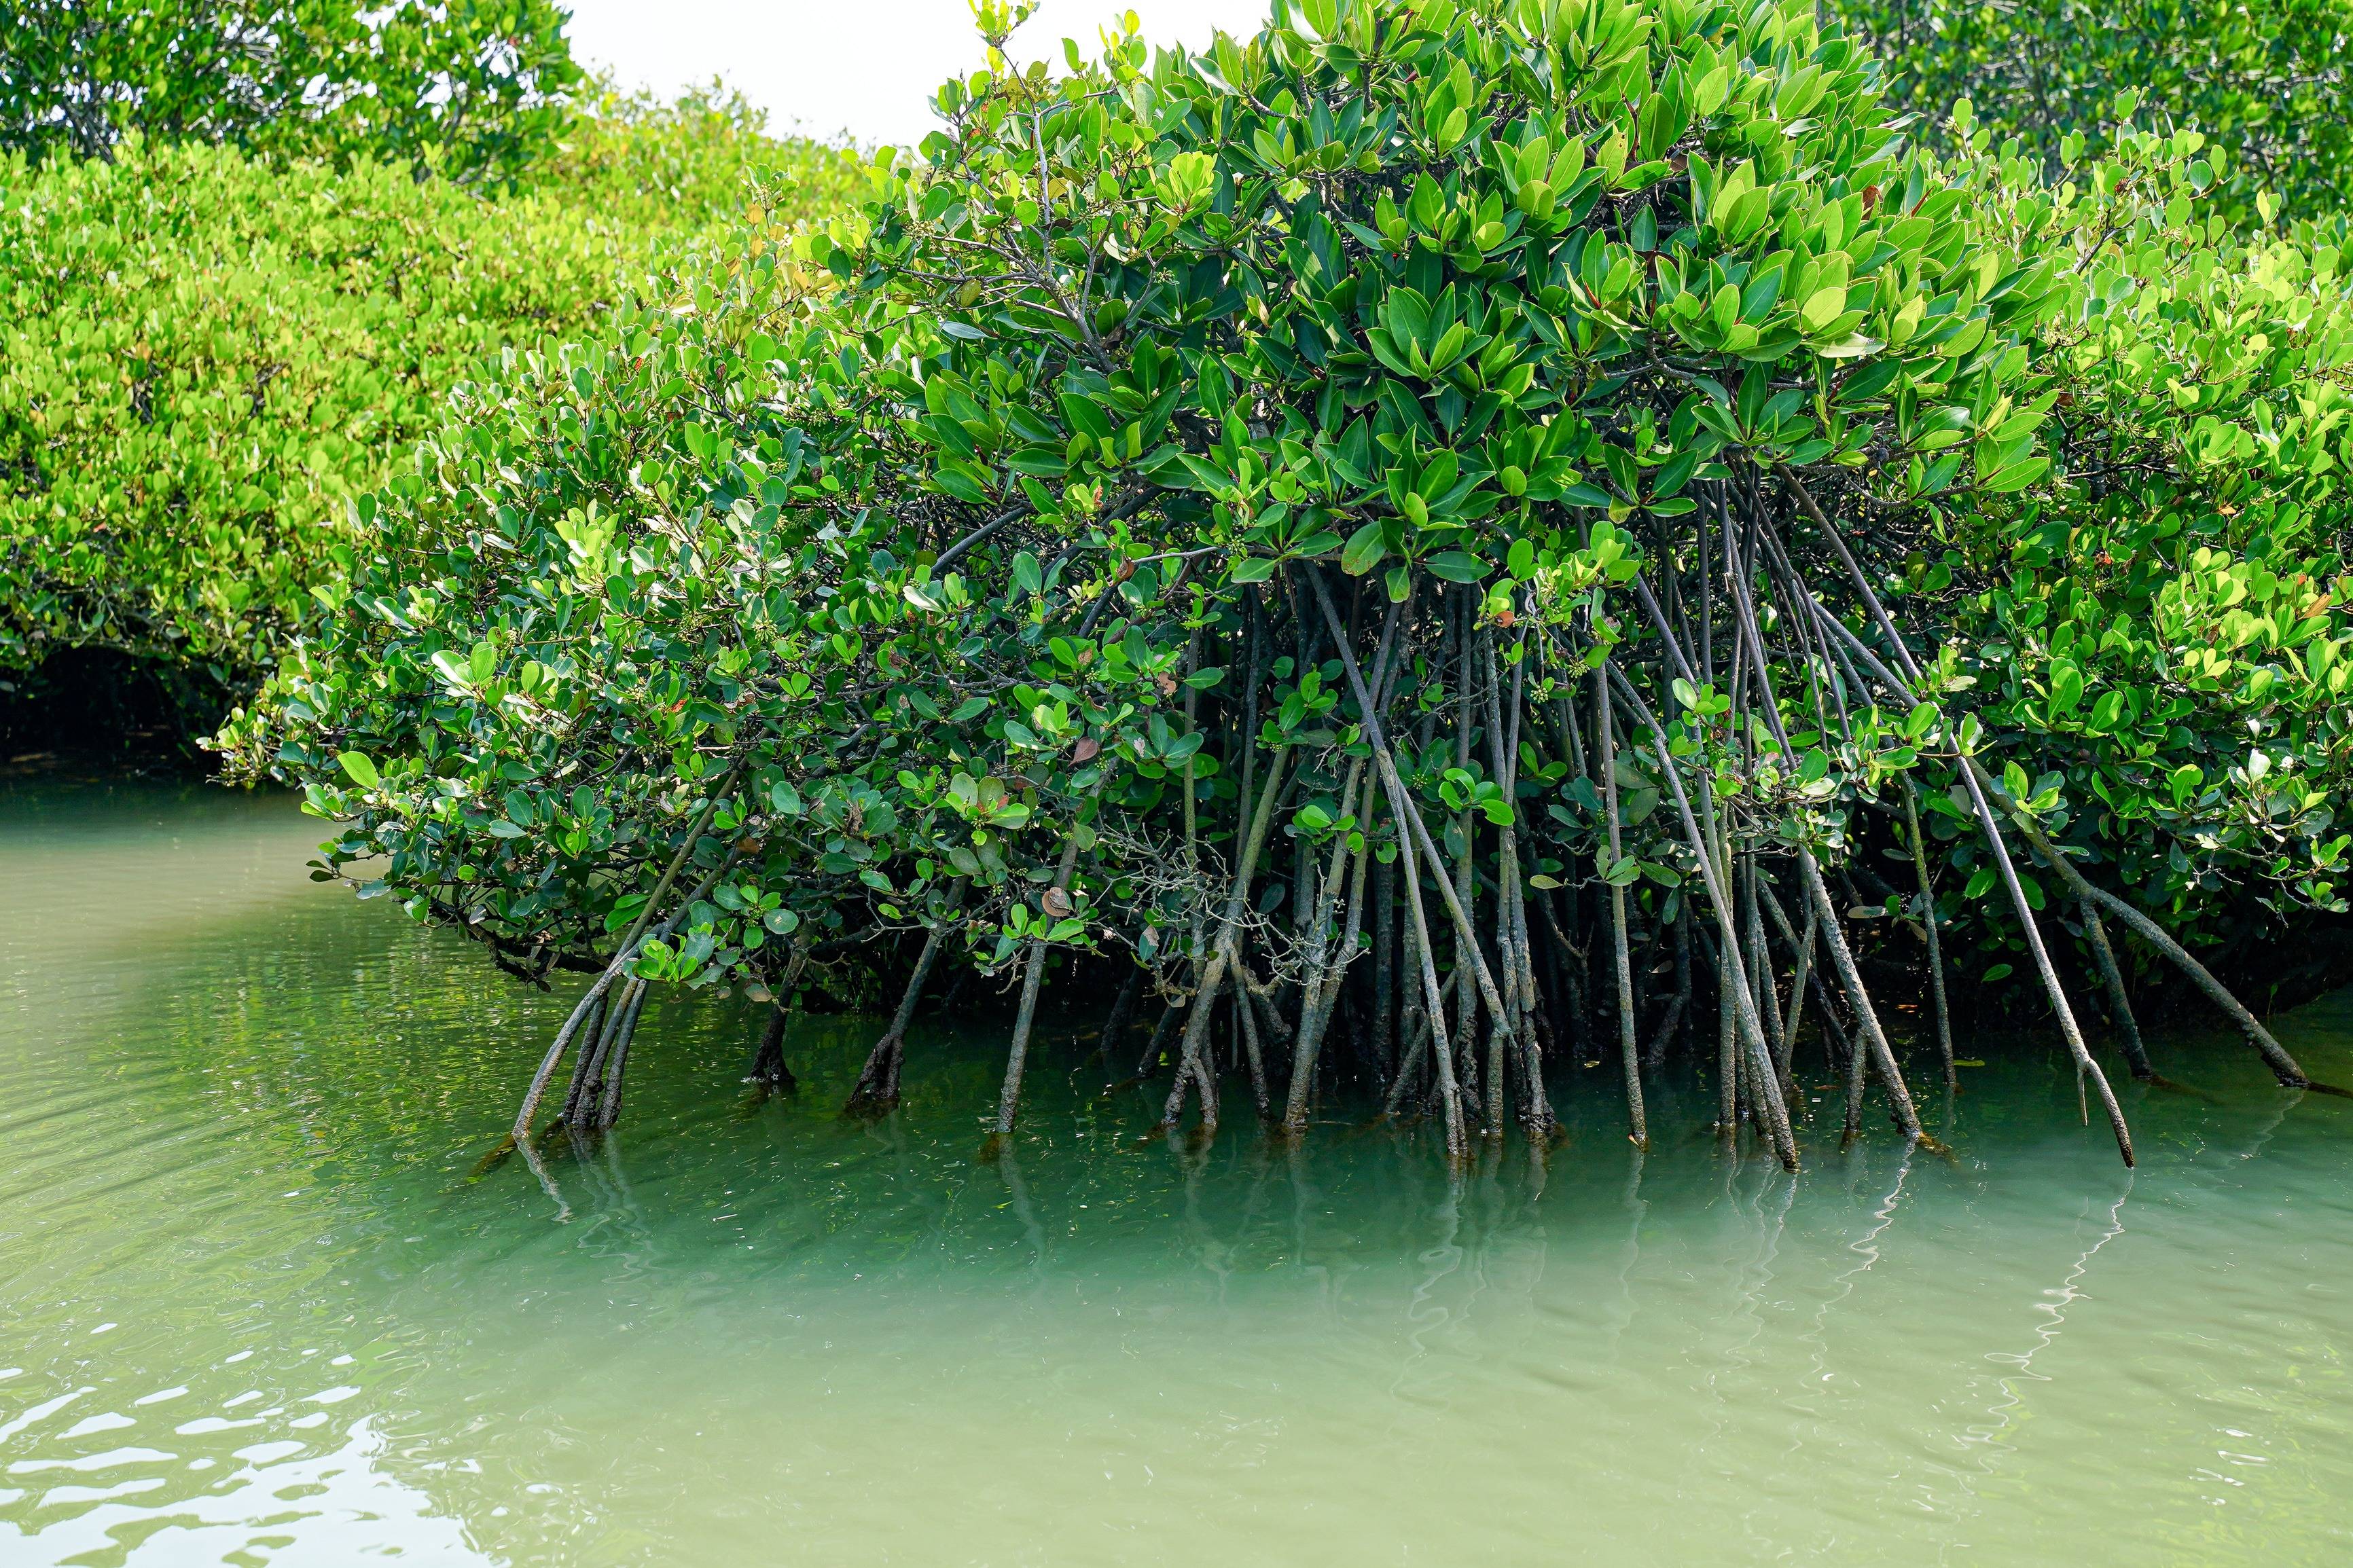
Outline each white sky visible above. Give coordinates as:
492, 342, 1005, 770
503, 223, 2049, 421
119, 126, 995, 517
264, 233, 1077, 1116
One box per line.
564, 0, 1272, 149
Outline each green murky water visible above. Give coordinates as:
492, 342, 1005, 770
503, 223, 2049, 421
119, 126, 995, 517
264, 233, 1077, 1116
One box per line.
3, 783, 2352, 1566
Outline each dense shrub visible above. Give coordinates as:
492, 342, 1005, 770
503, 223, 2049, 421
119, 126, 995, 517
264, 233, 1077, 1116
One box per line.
231, 0, 2353, 1158
1837, 0, 2353, 219
0, 0, 579, 186
0, 96, 863, 733
531, 82, 869, 232
1926, 101, 2353, 970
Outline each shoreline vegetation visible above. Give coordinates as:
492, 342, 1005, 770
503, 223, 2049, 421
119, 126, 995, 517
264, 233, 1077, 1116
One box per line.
12, 0, 2353, 1169
2, 28, 865, 753
223, 0, 2353, 1166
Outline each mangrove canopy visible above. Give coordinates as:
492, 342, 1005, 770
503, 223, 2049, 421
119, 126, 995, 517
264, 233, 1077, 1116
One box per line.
230, 0, 2353, 1162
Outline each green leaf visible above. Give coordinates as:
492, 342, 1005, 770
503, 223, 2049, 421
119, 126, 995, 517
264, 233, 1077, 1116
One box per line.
2049, 663, 2084, 716
1341, 520, 1389, 575
935, 468, 992, 505
1983, 457, 2049, 494
1424, 550, 1487, 583
1011, 549, 1044, 598
338, 751, 380, 788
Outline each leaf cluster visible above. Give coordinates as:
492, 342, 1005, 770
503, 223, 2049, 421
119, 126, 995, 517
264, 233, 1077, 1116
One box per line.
0, 105, 861, 726
1837, 0, 2353, 221
0, 0, 581, 187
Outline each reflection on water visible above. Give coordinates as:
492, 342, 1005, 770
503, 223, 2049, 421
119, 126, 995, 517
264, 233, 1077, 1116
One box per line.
3, 782, 2352, 1565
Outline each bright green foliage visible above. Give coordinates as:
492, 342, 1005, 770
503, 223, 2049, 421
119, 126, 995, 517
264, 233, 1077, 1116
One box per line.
230, 0, 2353, 1109
231, 0, 1996, 970
1911, 105, 2353, 974
1837, 0, 2353, 219
0, 0, 580, 187
0, 103, 863, 718
218, 231, 869, 964
533, 82, 870, 232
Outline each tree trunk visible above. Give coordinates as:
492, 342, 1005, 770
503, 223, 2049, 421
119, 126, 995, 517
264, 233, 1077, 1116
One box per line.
2079, 896, 2153, 1082
1596, 663, 1647, 1148
849, 903, 960, 1114
990, 836, 1084, 1145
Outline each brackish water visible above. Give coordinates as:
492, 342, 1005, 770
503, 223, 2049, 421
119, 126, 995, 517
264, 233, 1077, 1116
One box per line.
3, 784, 2352, 1566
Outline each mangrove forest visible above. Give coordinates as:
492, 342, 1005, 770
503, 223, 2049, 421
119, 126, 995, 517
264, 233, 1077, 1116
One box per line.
14, 2, 2353, 1563
170, 0, 2353, 1165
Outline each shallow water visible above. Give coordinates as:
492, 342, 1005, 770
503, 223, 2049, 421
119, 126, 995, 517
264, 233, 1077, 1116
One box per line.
2, 783, 2350, 1566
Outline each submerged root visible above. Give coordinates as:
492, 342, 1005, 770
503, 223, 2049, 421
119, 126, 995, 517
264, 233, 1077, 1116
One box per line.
747, 944, 812, 1094
849, 900, 962, 1116
484, 483, 2344, 1176
747, 1003, 798, 1094
2002, 793, 2350, 1100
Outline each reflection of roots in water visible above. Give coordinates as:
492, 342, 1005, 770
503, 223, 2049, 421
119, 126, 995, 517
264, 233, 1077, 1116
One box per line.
1695, 1150, 1797, 1463
1964, 1173, 2134, 1462
514, 1135, 570, 1224
1599, 1144, 1648, 1358
1799, 1137, 1916, 1395
1389, 1163, 1465, 1414
992, 1146, 1052, 1288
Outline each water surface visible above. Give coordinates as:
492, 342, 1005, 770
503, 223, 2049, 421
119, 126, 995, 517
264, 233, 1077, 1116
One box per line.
3, 783, 2351, 1565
